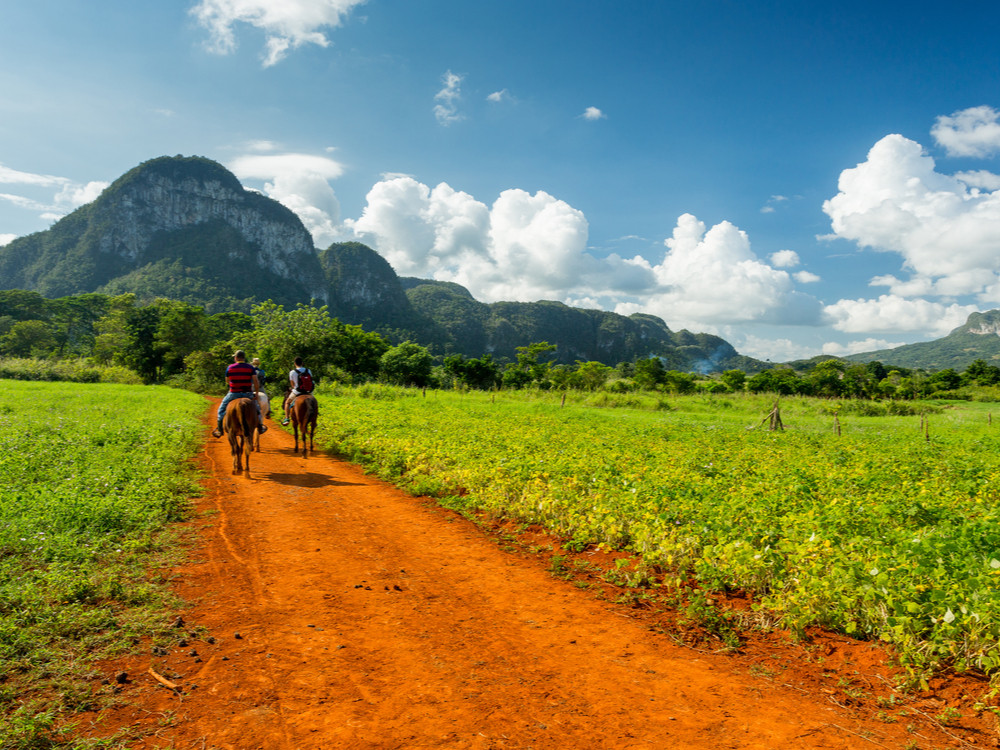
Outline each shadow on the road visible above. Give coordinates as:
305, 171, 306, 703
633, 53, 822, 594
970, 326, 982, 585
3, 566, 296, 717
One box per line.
264, 472, 362, 488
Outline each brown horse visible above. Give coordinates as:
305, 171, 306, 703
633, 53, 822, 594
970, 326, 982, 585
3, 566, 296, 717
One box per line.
290, 393, 318, 456
223, 397, 258, 475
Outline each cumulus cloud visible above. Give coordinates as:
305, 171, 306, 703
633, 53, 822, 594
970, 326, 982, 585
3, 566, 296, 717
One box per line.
582, 106, 606, 121
794, 270, 820, 283
434, 71, 464, 126
487, 89, 510, 103
956, 170, 1000, 191
823, 294, 977, 336
229, 152, 345, 247
0, 233, 15, 247
931, 105, 1000, 158
632, 214, 820, 328
190, 0, 365, 67
823, 133, 1000, 301
769, 249, 799, 268
347, 176, 593, 301
345, 179, 822, 333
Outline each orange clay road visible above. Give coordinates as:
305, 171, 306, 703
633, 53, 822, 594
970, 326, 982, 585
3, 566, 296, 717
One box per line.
79, 400, 997, 749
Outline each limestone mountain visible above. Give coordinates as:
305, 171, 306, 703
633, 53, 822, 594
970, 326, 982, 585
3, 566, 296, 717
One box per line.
847, 310, 1000, 370
0, 155, 327, 312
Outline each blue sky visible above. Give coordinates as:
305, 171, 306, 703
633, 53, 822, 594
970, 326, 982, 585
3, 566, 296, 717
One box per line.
3, 1, 1000, 362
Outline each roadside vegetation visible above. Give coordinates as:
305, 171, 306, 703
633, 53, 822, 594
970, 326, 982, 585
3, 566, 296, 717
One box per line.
0, 381, 205, 749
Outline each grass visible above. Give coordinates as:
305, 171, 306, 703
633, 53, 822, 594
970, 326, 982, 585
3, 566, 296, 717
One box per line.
0, 381, 206, 749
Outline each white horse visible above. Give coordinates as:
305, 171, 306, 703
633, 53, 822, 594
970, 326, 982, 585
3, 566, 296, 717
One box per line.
256, 391, 272, 419
253, 392, 271, 452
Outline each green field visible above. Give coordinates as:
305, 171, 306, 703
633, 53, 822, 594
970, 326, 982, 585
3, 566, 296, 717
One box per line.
0, 381, 205, 749
311, 384, 1000, 686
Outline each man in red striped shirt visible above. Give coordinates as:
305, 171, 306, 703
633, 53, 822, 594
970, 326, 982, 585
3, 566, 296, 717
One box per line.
212, 350, 267, 438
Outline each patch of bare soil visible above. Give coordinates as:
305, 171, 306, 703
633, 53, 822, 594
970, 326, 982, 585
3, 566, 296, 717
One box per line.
78, 401, 999, 749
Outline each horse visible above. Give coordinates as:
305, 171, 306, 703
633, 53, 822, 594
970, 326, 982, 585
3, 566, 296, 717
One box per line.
254, 391, 271, 452
223, 397, 258, 475
290, 393, 318, 457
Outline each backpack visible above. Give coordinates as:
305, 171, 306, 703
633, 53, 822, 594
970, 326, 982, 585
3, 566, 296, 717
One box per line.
298, 368, 314, 393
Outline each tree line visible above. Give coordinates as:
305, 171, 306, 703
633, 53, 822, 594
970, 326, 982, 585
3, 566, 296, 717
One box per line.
0, 289, 995, 399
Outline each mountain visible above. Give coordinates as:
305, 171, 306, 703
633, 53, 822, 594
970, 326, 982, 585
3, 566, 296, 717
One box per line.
846, 310, 1000, 370
0, 155, 327, 312
401, 278, 766, 371
0, 154, 764, 371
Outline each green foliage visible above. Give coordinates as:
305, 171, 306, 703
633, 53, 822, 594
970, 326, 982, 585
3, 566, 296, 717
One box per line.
238, 301, 389, 385
310, 387, 1000, 685
380, 341, 434, 387
0, 381, 205, 747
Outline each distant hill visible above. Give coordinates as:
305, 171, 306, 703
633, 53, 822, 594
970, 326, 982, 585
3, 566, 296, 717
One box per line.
401, 279, 767, 370
0, 154, 765, 371
846, 310, 1000, 370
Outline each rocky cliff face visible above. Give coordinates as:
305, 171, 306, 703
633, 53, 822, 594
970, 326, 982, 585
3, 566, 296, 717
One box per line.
962, 310, 1000, 336
0, 155, 327, 304
92, 157, 327, 301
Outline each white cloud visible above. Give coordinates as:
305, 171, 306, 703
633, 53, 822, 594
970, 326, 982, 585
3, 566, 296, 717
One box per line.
823, 294, 976, 335
434, 70, 464, 126
582, 106, 605, 121
956, 170, 1000, 191
346, 176, 591, 301
761, 195, 790, 214
229, 152, 345, 247
821, 338, 907, 356
931, 105, 1000, 158
190, 0, 365, 67
735, 335, 817, 362
823, 133, 1000, 300
769, 249, 799, 268
794, 270, 820, 283
0, 163, 108, 224
633, 214, 819, 329
345, 180, 821, 333
0, 233, 16, 247
487, 89, 510, 103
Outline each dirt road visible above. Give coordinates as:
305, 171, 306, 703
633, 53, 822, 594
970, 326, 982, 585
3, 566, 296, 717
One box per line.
83, 403, 995, 749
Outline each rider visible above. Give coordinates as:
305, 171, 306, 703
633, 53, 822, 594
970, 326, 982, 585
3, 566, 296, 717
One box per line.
212, 350, 267, 438
251, 357, 266, 388
281, 356, 315, 425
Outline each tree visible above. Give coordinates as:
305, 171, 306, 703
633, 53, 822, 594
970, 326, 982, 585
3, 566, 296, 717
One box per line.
806, 360, 845, 398
380, 341, 433, 386
720, 369, 746, 392
963, 358, 1000, 386
633, 357, 666, 390
240, 301, 389, 383
93, 294, 163, 382
747, 367, 802, 395
573, 360, 613, 391
0, 320, 55, 357
154, 299, 211, 377
444, 354, 501, 390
